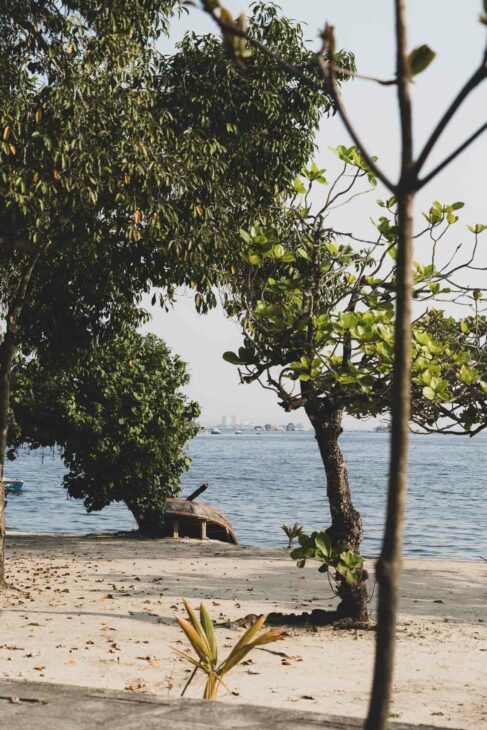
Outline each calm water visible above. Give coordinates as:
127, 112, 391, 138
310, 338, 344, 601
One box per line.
5, 432, 486, 558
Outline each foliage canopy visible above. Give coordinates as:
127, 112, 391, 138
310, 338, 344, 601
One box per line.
11, 331, 199, 531
223, 149, 487, 435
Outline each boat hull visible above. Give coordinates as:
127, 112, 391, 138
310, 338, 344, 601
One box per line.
164, 498, 237, 545
3, 480, 24, 494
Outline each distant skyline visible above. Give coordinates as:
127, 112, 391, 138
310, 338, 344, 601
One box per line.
142, 1, 487, 427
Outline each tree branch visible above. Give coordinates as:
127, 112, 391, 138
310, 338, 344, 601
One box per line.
414, 43, 487, 176
317, 26, 396, 193
417, 120, 487, 189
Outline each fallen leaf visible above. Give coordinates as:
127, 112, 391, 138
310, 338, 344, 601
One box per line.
125, 681, 147, 693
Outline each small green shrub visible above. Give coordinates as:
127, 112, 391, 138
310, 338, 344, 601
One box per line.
290, 528, 364, 592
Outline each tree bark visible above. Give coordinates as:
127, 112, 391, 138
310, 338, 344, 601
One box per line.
127, 500, 165, 536
305, 402, 368, 622
0, 331, 16, 588
365, 0, 414, 726
365, 190, 414, 728
0, 244, 46, 588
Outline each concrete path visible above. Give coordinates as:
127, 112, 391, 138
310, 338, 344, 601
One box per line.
0, 680, 455, 729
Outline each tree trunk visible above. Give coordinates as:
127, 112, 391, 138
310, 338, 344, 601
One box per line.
305, 402, 368, 622
366, 1, 414, 726
127, 500, 165, 536
365, 190, 414, 728
0, 244, 46, 588
0, 331, 16, 589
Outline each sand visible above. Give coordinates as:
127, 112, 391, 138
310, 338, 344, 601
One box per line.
0, 533, 485, 728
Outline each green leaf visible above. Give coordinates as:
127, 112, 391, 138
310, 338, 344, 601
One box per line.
293, 178, 306, 194
422, 386, 436, 400
408, 45, 436, 76
272, 244, 285, 258
248, 253, 261, 266
314, 530, 333, 558
222, 351, 243, 365
297, 533, 313, 548
467, 223, 487, 234
239, 229, 252, 243
458, 364, 478, 385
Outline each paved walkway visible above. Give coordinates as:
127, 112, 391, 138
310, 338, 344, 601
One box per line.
0, 680, 454, 729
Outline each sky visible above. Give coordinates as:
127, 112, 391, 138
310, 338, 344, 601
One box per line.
142, 1, 487, 427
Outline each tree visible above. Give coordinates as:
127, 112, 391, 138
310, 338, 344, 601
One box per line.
0, 0, 346, 584
200, 2, 487, 725
221, 152, 487, 622
0, 0, 183, 585
10, 331, 199, 533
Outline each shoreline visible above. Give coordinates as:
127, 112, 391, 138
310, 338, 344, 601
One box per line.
5, 530, 482, 562
1, 534, 485, 728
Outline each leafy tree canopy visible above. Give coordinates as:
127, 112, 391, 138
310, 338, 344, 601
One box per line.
1, 0, 352, 362
10, 330, 199, 532
222, 148, 487, 435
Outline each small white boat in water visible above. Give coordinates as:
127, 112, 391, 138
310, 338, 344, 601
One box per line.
210, 427, 222, 434
235, 430, 244, 434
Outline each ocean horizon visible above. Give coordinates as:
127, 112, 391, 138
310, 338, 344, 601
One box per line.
4, 431, 486, 559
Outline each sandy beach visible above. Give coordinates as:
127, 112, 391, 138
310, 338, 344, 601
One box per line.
0, 534, 485, 728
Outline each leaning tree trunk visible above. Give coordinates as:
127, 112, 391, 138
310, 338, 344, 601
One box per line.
305, 402, 368, 622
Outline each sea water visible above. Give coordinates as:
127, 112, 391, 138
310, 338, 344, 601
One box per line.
4, 432, 486, 558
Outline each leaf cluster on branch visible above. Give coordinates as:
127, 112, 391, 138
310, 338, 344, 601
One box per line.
222, 149, 487, 436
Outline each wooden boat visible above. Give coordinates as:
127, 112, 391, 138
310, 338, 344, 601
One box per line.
164, 483, 237, 545
3, 479, 24, 494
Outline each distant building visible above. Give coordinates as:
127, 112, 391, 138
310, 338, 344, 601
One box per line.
264, 423, 272, 431
222, 415, 229, 427
286, 422, 296, 432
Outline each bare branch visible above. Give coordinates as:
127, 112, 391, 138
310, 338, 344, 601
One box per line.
318, 26, 396, 193
417, 120, 487, 189
414, 43, 487, 176
326, 63, 397, 87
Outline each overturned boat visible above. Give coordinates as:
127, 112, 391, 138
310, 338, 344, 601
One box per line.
163, 483, 237, 545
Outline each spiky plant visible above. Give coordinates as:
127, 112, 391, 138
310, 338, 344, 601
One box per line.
281, 522, 304, 549
174, 598, 286, 700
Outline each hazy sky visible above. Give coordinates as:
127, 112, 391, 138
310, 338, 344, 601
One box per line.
142, 1, 487, 427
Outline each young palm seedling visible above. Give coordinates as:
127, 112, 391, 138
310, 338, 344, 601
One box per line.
281, 522, 304, 549
174, 598, 286, 700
